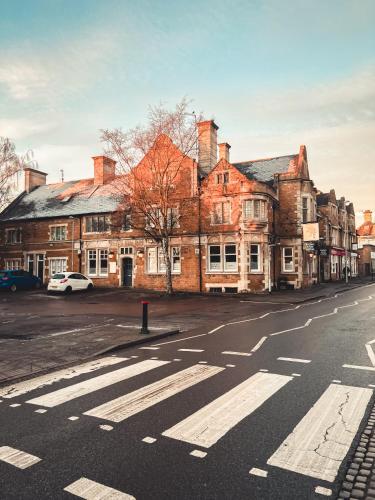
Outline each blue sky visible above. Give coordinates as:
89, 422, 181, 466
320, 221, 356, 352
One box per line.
1, 0, 374, 213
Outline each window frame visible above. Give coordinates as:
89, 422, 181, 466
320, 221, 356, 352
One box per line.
224, 244, 237, 272
5, 228, 22, 244
5, 259, 22, 270
249, 244, 261, 272
48, 257, 67, 276
212, 201, 230, 225
243, 199, 266, 221
146, 246, 182, 274
282, 247, 294, 273
85, 215, 110, 234
50, 224, 67, 241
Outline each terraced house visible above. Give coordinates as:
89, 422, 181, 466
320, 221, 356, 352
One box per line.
0, 120, 356, 292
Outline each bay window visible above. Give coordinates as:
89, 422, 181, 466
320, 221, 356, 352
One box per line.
5, 259, 21, 270
243, 199, 266, 221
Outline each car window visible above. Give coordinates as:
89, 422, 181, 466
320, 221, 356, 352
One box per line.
76, 274, 88, 280
52, 274, 65, 279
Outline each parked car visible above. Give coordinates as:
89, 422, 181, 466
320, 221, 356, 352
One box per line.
0, 270, 42, 292
47, 272, 94, 293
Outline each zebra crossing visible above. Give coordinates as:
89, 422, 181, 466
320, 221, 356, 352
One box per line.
0, 353, 373, 498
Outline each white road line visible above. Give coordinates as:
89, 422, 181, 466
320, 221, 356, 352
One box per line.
277, 357, 311, 364
190, 450, 207, 458
35, 409, 47, 414
68, 416, 79, 421
27, 360, 169, 408
64, 477, 135, 499
343, 364, 375, 372
152, 333, 208, 346
99, 425, 113, 431
162, 372, 292, 448
0, 357, 128, 399
291, 373, 301, 377
84, 364, 224, 423
267, 384, 373, 482
139, 347, 159, 350
251, 336, 268, 353
178, 348, 204, 352
365, 343, 375, 366
221, 351, 252, 357
249, 468, 268, 477
0, 446, 41, 469
142, 437, 156, 444
315, 486, 332, 496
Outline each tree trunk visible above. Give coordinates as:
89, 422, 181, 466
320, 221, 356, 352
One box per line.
162, 237, 173, 295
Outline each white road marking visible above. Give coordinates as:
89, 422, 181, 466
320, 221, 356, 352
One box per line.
343, 364, 375, 372
152, 333, 208, 346
173, 358, 182, 361
84, 364, 224, 423
249, 467, 268, 477
163, 372, 292, 448
251, 336, 268, 353
68, 416, 79, 421
291, 373, 301, 377
222, 351, 252, 357
259, 369, 269, 372
64, 477, 135, 499
130, 356, 139, 358
139, 347, 159, 350
365, 342, 375, 366
27, 359, 168, 408
0, 357, 128, 399
315, 486, 332, 496
332, 380, 341, 384
0, 446, 41, 469
267, 384, 373, 482
150, 357, 159, 360
226, 364, 235, 368
178, 349, 204, 352
369, 384, 375, 388
35, 409, 47, 414
99, 425, 113, 431
190, 450, 207, 458
10, 403, 21, 407
198, 361, 207, 364
277, 357, 311, 364
142, 437, 157, 444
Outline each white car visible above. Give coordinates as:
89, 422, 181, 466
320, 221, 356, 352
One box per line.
47, 272, 94, 293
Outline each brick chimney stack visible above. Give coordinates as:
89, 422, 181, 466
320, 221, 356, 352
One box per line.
218, 143, 231, 162
364, 210, 373, 223
92, 156, 116, 185
197, 120, 218, 176
24, 167, 47, 193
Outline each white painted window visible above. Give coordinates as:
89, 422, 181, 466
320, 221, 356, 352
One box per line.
158, 248, 166, 273
213, 201, 230, 224
302, 197, 309, 223
243, 200, 266, 221
50, 225, 67, 241
147, 247, 157, 273
85, 215, 110, 233
172, 247, 181, 272
167, 207, 179, 228
224, 244, 237, 271
282, 247, 294, 272
331, 255, 338, 274
249, 244, 261, 272
147, 246, 181, 274
88, 250, 97, 276
5, 228, 22, 244
208, 245, 222, 271
99, 249, 108, 276
120, 247, 133, 255
49, 258, 67, 276
5, 259, 21, 270
87, 249, 108, 276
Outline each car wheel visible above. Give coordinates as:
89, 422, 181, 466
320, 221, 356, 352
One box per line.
87, 283, 93, 291
65, 286, 72, 295
10, 284, 17, 293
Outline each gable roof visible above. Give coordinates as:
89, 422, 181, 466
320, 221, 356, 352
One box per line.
0, 178, 121, 221
232, 154, 298, 183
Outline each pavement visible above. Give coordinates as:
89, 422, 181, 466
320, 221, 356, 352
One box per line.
0, 279, 375, 498
0, 278, 371, 384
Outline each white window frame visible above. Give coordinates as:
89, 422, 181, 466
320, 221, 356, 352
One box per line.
50, 225, 67, 241
302, 197, 309, 224
146, 246, 181, 274
5, 259, 22, 270
243, 199, 266, 221
147, 247, 158, 273
208, 244, 238, 273
249, 244, 261, 272
212, 201, 230, 224
224, 244, 237, 272
282, 247, 294, 273
171, 247, 181, 273
49, 257, 67, 276
87, 249, 109, 277
208, 244, 222, 272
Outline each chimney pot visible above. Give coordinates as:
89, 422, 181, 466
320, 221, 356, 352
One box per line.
24, 167, 47, 193
92, 156, 116, 185
197, 120, 219, 176
218, 143, 231, 162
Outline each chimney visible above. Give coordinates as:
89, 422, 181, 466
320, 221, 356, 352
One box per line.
218, 143, 231, 162
197, 120, 218, 176
364, 210, 373, 223
92, 156, 116, 185
24, 167, 47, 193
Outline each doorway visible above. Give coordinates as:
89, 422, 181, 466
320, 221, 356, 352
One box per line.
122, 257, 133, 287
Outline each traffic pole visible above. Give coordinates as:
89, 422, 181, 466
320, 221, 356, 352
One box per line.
140, 301, 149, 334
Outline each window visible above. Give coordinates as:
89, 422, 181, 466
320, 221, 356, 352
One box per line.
167, 207, 179, 228
147, 247, 157, 273
85, 216, 110, 233
120, 247, 133, 255
213, 201, 230, 224
5, 259, 21, 270
282, 247, 294, 272
224, 244, 237, 271
99, 250, 108, 275
88, 250, 97, 276
215, 174, 222, 184
216, 173, 229, 184
49, 258, 67, 276
302, 197, 309, 223
122, 214, 132, 231
87, 249, 108, 276
6, 228, 22, 244
208, 245, 221, 271
243, 200, 266, 221
249, 244, 261, 272
172, 247, 181, 272
158, 248, 166, 273
50, 225, 67, 241
223, 172, 229, 184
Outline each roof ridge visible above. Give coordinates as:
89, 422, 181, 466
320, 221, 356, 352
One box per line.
233, 153, 297, 165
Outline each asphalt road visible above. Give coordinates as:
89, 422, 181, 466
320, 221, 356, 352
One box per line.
0, 283, 375, 499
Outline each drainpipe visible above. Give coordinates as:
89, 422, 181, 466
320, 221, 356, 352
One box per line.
198, 176, 203, 293
79, 216, 82, 273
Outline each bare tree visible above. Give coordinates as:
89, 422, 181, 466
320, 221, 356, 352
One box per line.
0, 137, 26, 210
101, 99, 202, 294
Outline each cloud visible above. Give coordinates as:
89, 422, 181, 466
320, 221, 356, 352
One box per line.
0, 118, 57, 141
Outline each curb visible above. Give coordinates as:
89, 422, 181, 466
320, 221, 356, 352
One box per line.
0, 328, 181, 387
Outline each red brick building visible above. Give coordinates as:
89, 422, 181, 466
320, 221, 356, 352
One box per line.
0, 119, 357, 292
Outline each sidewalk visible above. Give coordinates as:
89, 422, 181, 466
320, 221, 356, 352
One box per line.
0, 277, 371, 386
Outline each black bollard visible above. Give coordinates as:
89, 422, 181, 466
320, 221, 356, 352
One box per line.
140, 300, 149, 334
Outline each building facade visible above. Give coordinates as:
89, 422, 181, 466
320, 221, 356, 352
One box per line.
0, 120, 358, 292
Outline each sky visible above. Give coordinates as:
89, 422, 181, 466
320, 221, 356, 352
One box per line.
1, 0, 374, 219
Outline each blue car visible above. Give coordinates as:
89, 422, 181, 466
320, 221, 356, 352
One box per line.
0, 270, 42, 292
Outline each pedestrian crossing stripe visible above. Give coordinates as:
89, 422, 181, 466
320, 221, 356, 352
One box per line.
267, 383, 373, 482
27, 359, 169, 408
84, 364, 224, 422
162, 372, 292, 448
64, 477, 135, 499
0, 446, 41, 469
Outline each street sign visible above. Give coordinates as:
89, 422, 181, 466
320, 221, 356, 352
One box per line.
304, 242, 315, 252
303, 223, 319, 241
371, 252, 375, 259
320, 248, 328, 256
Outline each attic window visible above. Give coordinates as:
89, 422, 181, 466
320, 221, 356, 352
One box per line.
61, 195, 72, 203
215, 172, 229, 184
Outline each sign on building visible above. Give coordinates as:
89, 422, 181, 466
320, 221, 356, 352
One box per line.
371, 252, 375, 259
303, 222, 319, 241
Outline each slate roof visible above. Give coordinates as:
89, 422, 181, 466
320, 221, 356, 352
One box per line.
232, 154, 297, 183
0, 178, 121, 221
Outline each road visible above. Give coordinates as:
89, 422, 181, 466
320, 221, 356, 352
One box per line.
0, 283, 374, 499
